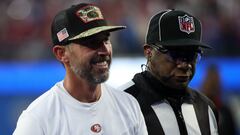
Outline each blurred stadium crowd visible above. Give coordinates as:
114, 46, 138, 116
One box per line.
0, 0, 240, 60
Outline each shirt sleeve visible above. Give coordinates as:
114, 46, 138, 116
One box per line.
137, 110, 148, 135
133, 97, 148, 135
13, 111, 44, 135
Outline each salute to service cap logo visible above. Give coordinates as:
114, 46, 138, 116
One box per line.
77, 5, 104, 23
51, 3, 126, 45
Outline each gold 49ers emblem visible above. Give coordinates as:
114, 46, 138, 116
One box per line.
76, 5, 104, 23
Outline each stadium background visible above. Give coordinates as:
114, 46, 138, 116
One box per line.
0, 0, 240, 134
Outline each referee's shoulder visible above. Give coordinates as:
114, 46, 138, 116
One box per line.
190, 89, 215, 105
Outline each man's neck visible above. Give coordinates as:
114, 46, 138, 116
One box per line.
63, 73, 102, 103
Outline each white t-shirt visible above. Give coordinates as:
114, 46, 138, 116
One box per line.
13, 81, 148, 135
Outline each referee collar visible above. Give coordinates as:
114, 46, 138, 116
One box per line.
132, 71, 194, 105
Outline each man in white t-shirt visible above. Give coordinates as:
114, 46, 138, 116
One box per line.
13, 3, 148, 135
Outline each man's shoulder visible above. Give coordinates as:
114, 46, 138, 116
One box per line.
104, 83, 140, 107
118, 80, 135, 91
188, 88, 217, 110
118, 80, 141, 98
105, 83, 134, 99
189, 89, 213, 103
24, 81, 63, 117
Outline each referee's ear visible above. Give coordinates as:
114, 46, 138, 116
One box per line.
143, 44, 153, 59
52, 45, 68, 63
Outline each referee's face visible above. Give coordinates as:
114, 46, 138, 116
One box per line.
66, 32, 112, 84
146, 46, 199, 90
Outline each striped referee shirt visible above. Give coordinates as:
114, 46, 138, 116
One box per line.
120, 71, 219, 135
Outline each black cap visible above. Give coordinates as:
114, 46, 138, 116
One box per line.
51, 3, 126, 45
146, 9, 211, 49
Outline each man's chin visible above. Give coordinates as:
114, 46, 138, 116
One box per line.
167, 80, 189, 90
92, 72, 109, 84
175, 82, 189, 90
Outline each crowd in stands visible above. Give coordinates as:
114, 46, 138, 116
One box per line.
0, 0, 240, 60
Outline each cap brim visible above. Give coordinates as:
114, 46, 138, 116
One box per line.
159, 39, 212, 49
69, 26, 126, 40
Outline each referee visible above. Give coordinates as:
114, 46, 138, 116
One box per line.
121, 9, 220, 135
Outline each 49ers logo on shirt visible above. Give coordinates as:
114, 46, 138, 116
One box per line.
91, 123, 102, 133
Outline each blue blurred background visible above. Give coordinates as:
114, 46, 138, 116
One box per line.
0, 0, 240, 134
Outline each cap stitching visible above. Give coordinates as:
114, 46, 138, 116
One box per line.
199, 19, 202, 41
145, 10, 166, 44
158, 10, 172, 42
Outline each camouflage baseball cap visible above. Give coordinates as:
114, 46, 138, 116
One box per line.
145, 9, 211, 49
51, 3, 126, 45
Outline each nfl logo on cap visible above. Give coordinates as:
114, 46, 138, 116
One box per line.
178, 15, 195, 34
145, 9, 212, 49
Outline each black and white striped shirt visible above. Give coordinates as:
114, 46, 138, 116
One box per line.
120, 71, 219, 135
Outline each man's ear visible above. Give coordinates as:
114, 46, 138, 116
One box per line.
52, 45, 69, 63
143, 44, 152, 59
